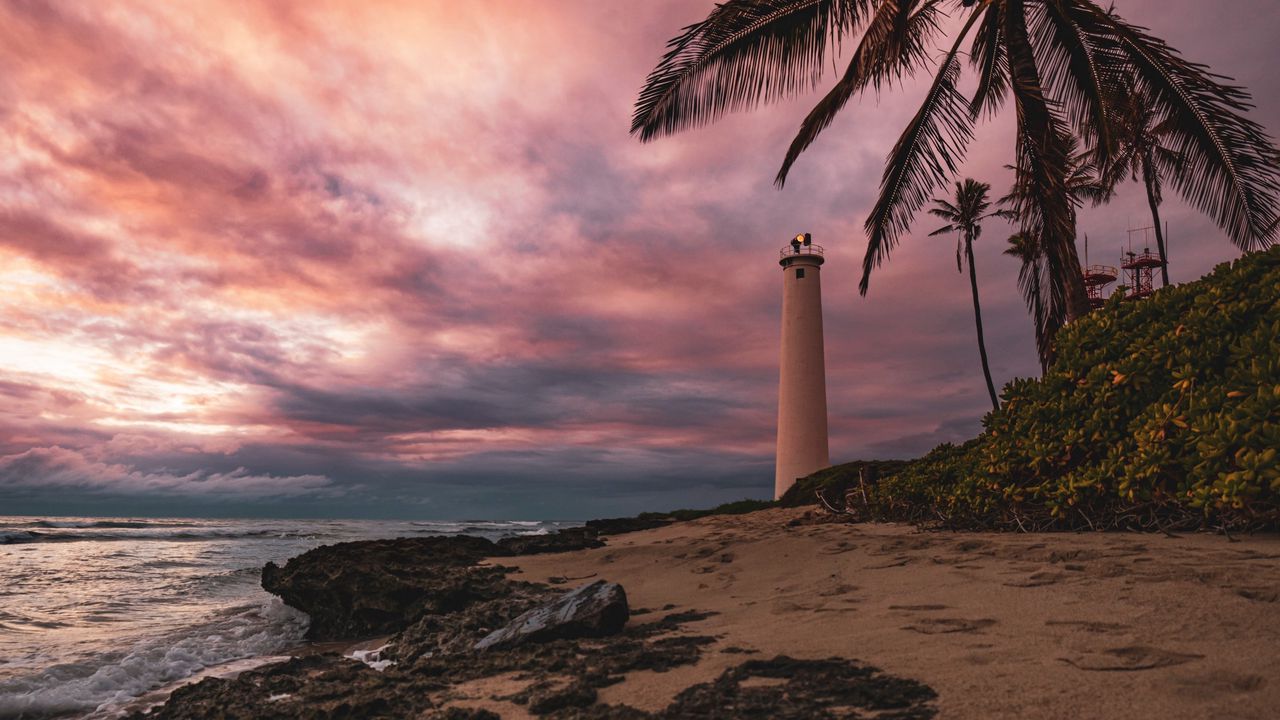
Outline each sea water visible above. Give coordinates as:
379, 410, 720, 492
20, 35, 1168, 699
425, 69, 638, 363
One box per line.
0, 516, 572, 719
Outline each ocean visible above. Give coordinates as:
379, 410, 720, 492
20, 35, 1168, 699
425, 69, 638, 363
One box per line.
0, 515, 575, 719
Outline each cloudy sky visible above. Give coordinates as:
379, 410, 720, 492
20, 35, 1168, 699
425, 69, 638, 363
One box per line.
1, 0, 1277, 519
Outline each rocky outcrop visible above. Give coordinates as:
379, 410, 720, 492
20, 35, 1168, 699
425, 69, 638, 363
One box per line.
494, 527, 604, 555
584, 515, 674, 535
129, 606, 727, 719
260, 535, 517, 640
135, 515, 942, 719
474, 581, 629, 651
130, 647, 937, 719
259, 525, 629, 642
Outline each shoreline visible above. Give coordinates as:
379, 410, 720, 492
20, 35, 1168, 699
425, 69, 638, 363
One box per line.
122, 507, 1280, 718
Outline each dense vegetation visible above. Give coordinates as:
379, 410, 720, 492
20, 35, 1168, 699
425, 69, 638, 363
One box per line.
851, 247, 1280, 532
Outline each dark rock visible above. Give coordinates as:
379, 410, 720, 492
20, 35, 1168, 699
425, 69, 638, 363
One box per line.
392, 589, 549, 662
475, 580, 629, 650
658, 656, 937, 719
260, 535, 514, 640
133, 601, 721, 720
128, 655, 443, 720
584, 516, 673, 536
257, 521, 631, 643
497, 526, 605, 555
426, 710, 500, 720
148, 596, 941, 720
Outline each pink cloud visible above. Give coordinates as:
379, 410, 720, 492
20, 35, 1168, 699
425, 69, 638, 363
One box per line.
0, 446, 337, 498
0, 1, 1275, 513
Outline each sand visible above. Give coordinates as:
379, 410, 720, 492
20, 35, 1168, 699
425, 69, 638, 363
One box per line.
498, 507, 1280, 719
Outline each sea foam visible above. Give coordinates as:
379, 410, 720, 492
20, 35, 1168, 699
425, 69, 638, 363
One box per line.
0, 600, 307, 719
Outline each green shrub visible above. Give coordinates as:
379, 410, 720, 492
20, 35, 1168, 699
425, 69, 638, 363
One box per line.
777, 460, 910, 508
870, 246, 1280, 531
637, 498, 777, 523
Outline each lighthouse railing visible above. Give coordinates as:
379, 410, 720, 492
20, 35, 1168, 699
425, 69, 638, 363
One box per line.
779, 244, 825, 260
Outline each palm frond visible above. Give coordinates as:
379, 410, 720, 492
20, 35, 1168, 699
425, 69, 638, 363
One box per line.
1028, 0, 1127, 167
1004, 231, 1050, 370
632, 0, 872, 141
859, 8, 985, 295
776, 0, 945, 186
1004, 0, 1089, 326
1065, 147, 1114, 206
1152, 144, 1185, 186
969, 3, 1008, 119
929, 195, 960, 217
1088, 5, 1280, 249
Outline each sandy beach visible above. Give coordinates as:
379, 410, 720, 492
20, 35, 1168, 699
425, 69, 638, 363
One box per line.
487, 508, 1280, 720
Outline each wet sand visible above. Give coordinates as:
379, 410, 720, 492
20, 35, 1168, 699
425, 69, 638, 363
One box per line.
496, 507, 1280, 719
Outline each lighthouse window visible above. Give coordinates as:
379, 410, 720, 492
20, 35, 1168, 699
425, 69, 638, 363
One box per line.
795, 268, 805, 279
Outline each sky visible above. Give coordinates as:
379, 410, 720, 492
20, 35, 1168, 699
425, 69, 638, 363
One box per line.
1, 0, 1277, 520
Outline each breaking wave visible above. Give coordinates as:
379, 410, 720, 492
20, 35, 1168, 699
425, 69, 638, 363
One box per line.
0, 527, 334, 545
0, 600, 307, 719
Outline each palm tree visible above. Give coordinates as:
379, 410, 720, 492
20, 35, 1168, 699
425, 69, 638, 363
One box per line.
996, 140, 1110, 364
929, 179, 1001, 410
1107, 86, 1183, 286
1002, 231, 1048, 372
632, 0, 1280, 330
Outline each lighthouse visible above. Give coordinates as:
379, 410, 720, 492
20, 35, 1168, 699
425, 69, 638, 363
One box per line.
775, 233, 830, 499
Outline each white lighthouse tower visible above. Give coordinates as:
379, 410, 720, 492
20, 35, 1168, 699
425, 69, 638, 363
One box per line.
775, 233, 830, 499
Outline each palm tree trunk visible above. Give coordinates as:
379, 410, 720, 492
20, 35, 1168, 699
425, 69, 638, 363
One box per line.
1142, 165, 1170, 286
966, 235, 1000, 411
1060, 240, 1091, 322
1030, 264, 1048, 373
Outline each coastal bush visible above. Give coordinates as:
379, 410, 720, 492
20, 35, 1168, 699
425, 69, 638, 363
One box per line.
777, 459, 910, 508
644, 498, 777, 522
868, 246, 1280, 531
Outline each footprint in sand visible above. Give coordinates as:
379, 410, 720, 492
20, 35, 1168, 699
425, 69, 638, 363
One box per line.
1044, 619, 1129, 633
902, 618, 996, 634
1169, 670, 1266, 696
816, 582, 859, 598
873, 537, 936, 555
953, 540, 992, 553
773, 599, 821, 613
1002, 570, 1067, 587
820, 540, 859, 555
1235, 587, 1280, 603
1061, 645, 1203, 672
1231, 549, 1280, 561
866, 556, 911, 569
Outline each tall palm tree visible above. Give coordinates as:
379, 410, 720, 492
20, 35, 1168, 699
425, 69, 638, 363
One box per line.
632, 0, 1280, 330
929, 179, 1001, 410
1108, 86, 1183, 286
1003, 231, 1048, 372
